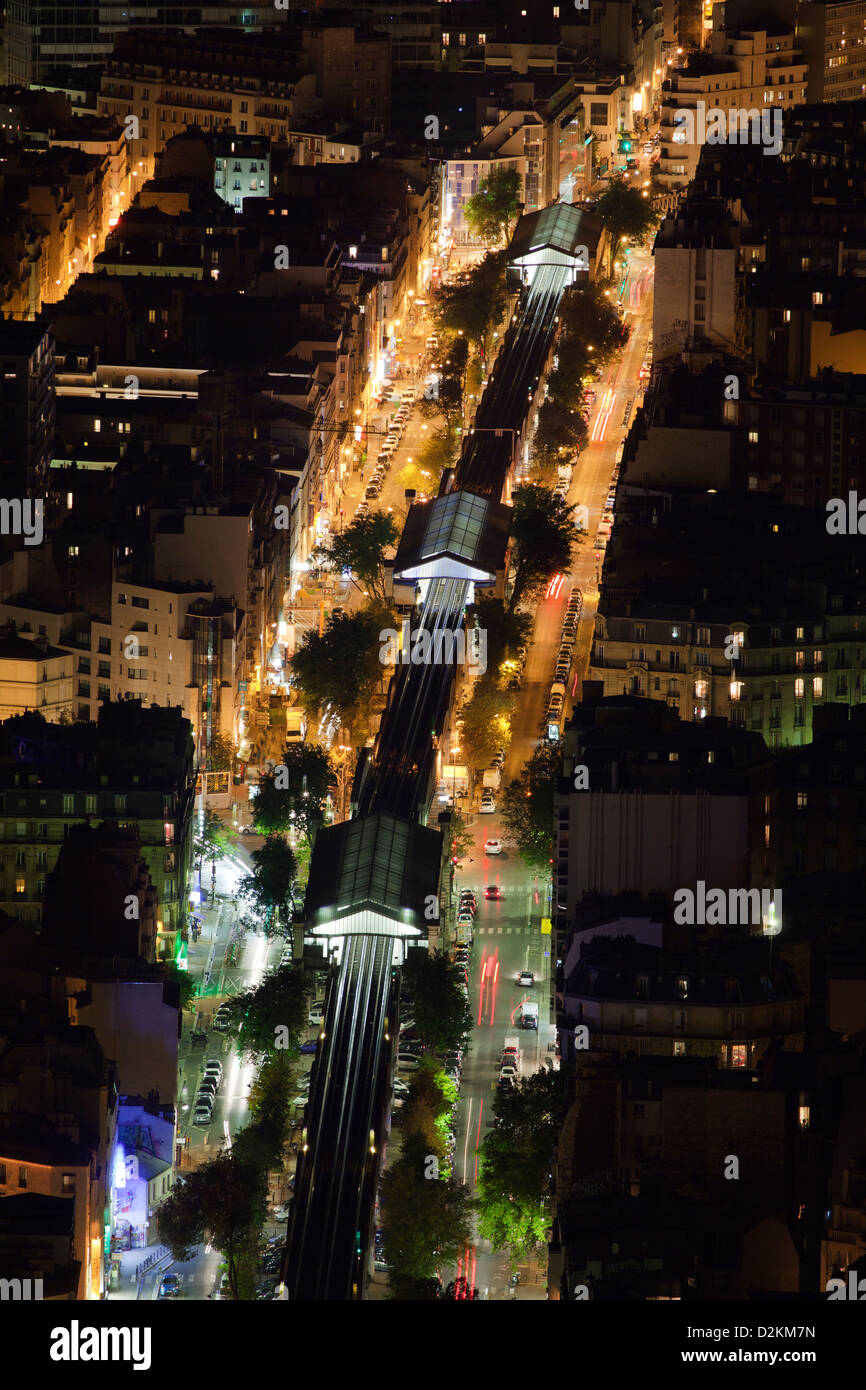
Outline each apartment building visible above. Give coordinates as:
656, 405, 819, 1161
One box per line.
0, 628, 73, 722
213, 130, 271, 211
0, 320, 55, 494
0, 1022, 117, 1299
798, 0, 866, 103
589, 494, 866, 749
0, 701, 196, 943
98, 30, 317, 185
555, 692, 763, 942
657, 25, 808, 188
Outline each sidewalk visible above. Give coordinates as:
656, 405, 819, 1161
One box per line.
107, 1245, 172, 1301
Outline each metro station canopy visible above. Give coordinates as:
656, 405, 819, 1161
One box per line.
507, 202, 601, 282
304, 812, 442, 937
392, 488, 511, 584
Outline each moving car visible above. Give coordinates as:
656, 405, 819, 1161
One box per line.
479, 795, 495, 814
485, 884, 502, 900
517, 970, 535, 987
484, 839, 502, 855
158, 1273, 181, 1299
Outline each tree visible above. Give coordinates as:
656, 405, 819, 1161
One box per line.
252, 744, 335, 846
237, 836, 297, 937
418, 335, 467, 446
205, 731, 233, 771
433, 252, 508, 358
380, 1136, 474, 1294
313, 511, 399, 607
163, 959, 196, 1014
533, 398, 588, 473
225, 962, 309, 1064
290, 608, 383, 728
403, 951, 471, 1055
460, 676, 514, 771
507, 483, 579, 613
476, 1069, 563, 1262
595, 174, 658, 274
194, 808, 235, 905
500, 744, 558, 870
466, 594, 532, 678
158, 1151, 267, 1299
464, 168, 521, 246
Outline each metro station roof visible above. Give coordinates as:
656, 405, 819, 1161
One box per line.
508, 202, 602, 265
304, 811, 442, 937
392, 488, 510, 582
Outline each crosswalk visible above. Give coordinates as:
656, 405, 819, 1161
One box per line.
475, 925, 534, 935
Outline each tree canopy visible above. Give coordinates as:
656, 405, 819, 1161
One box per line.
290, 608, 384, 727
464, 169, 521, 246
500, 743, 559, 870
403, 950, 471, 1055
507, 483, 580, 613
476, 1068, 563, 1262
595, 175, 658, 273
312, 511, 399, 607
252, 743, 335, 845
237, 835, 297, 936
224, 963, 310, 1065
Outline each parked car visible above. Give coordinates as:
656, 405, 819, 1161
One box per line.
479, 796, 495, 814
300, 1037, 319, 1054
397, 1053, 421, 1071
309, 1002, 325, 1025
497, 1075, 515, 1093
212, 1004, 232, 1033
499, 1065, 518, 1081
192, 1107, 213, 1127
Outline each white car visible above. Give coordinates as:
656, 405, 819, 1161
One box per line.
499, 1065, 518, 1082
479, 796, 495, 814
309, 1002, 325, 1025
517, 970, 535, 987
397, 1053, 421, 1071
484, 839, 502, 855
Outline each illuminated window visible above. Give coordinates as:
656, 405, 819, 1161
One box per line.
798, 1104, 810, 1130
731, 1044, 747, 1068
730, 680, 743, 700
164, 821, 175, 845
797, 791, 807, 809
814, 676, 823, 697
15, 877, 25, 894
794, 678, 804, 697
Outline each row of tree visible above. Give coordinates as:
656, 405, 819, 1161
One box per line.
158, 962, 311, 1297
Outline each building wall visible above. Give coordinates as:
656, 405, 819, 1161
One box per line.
558, 789, 750, 901
652, 243, 737, 356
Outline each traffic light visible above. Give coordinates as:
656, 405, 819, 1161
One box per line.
620, 137, 632, 152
